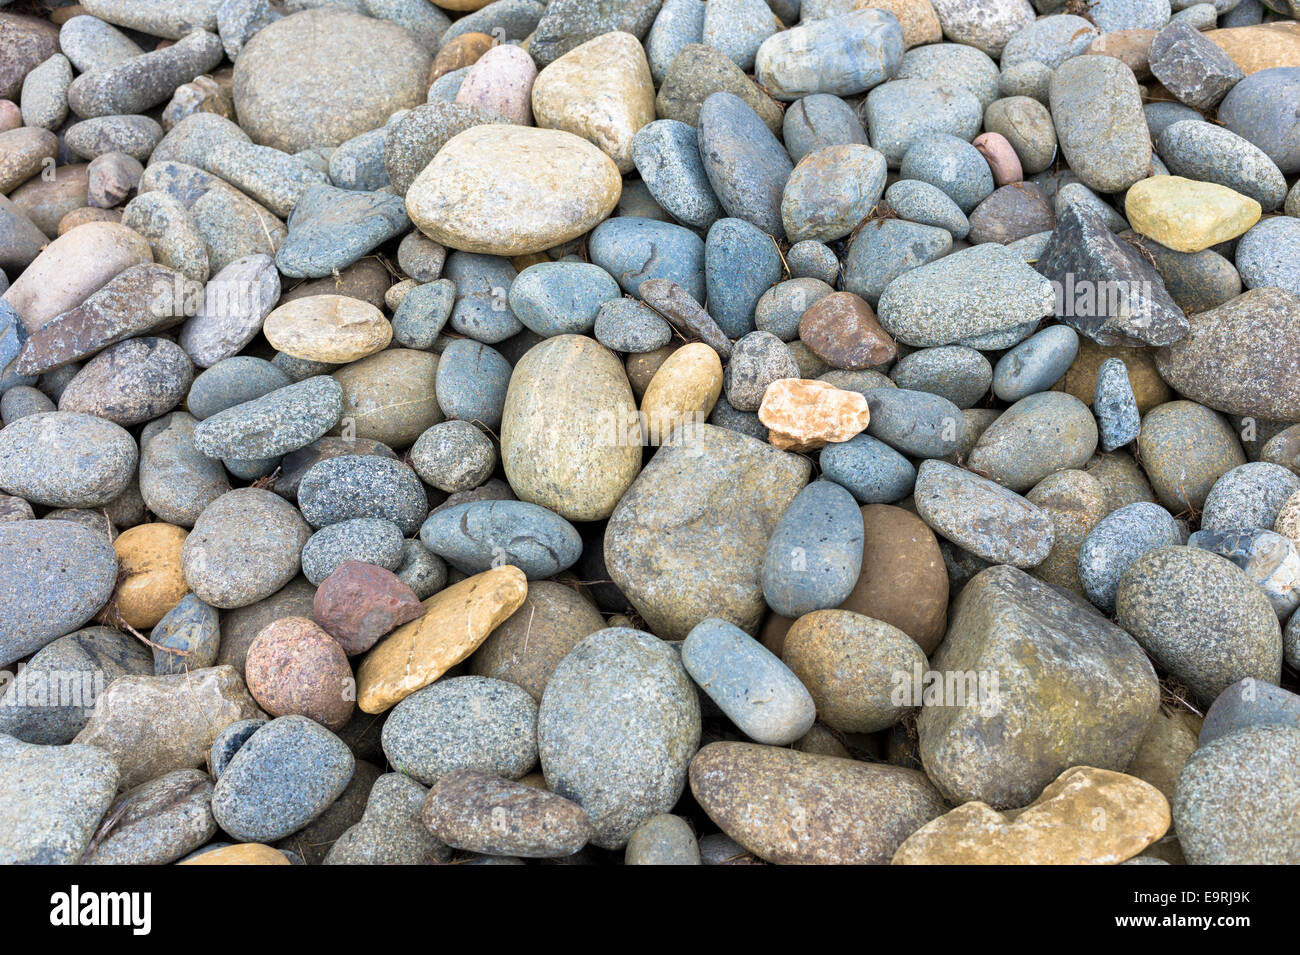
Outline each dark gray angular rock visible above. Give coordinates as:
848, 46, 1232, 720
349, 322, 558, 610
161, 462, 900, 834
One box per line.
1148, 20, 1246, 111
1036, 199, 1189, 347
528, 0, 662, 67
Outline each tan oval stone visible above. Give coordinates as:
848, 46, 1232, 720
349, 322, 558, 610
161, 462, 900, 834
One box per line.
757, 378, 871, 452
1125, 176, 1261, 254
1088, 29, 1155, 78
531, 31, 656, 174
405, 125, 622, 256
2, 220, 153, 333
1054, 337, 1170, 415
9, 162, 90, 235
1125, 705, 1201, 802
891, 766, 1171, 865
109, 522, 190, 630
355, 565, 528, 713
263, 294, 392, 363
500, 334, 642, 521
179, 843, 290, 865
640, 342, 723, 446
1026, 469, 1107, 595
0, 125, 57, 193
429, 31, 496, 83
331, 348, 441, 450
1206, 22, 1300, 74
59, 206, 121, 234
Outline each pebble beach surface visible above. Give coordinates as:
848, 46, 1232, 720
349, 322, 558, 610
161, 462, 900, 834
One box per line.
0, 0, 1298, 868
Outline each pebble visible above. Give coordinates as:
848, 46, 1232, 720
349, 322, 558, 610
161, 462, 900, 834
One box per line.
1199, 679, 1300, 746
589, 217, 706, 302
1049, 55, 1151, 194
625, 813, 701, 865
914, 460, 1054, 567
1190, 528, 1300, 619
799, 291, 897, 371
760, 480, 863, 618
420, 500, 582, 580
193, 374, 342, 460
896, 41, 1000, 110
1200, 462, 1300, 533
1235, 217, 1300, 296
1158, 120, 1287, 212
0, 411, 136, 508
759, 378, 872, 452
705, 217, 782, 340
325, 772, 449, 865
820, 434, 917, 504
967, 391, 1098, 493
1137, 400, 1247, 514
1094, 358, 1141, 452
1126, 175, 1261, 254
992, 324, 1079, 401
889, 346, 991, 409
1078, 501, 1184, 613
509, 262, 620, 338
723, 331, 798, 411
424, 769, 592, 859
151, 593, 220, 675
82, 769, 218, 865
697, 92, 793, 240
594, 297, 674, 353
631, 119, 723, 230
755, 9, 904, 100
435, 338, 512, 431
138, 413, 230, 525
884, 179, 971, 239
862, 79, 983, 168
1217, 65, 1300, 175
0, 736, 118, 865
300, 518, 405, 587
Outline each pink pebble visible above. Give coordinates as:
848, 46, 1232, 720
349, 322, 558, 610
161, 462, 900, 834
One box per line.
973, 132, 1023, 187
0, 100, 21, 133
455, 43, 537, 126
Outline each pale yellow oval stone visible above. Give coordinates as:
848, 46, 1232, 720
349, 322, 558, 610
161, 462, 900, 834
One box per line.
405, 125, 622, 256
640, 342, 724, 446
1125, 175, 1261, 254
179, 843, 291, 865
356, 565, 528, 713
531, 31, 656, 173
262, 294, 392, 363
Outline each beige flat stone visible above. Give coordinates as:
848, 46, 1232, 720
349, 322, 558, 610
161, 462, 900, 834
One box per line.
405, 125, 622, 256
531, 31, 655, 173
355, 566, 528, 713
758, 378, 871, 452
892, 766, 1171, 864
262, 293, 392, 363
1125, 175, 1260, 254
1206, 22, 1300, 74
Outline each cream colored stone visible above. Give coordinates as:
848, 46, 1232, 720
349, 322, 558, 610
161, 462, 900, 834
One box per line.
262, 294, 391, 363
639, 342, 723, 446
757, 378, 871, 452
405, 125, 622, 256
1125, 176, 1261, 254
892, 766, 1171, 864
356, 566, 529, 713
179, 843, 290, 865
1206, 22, 1300, 74
2, 220, 153, 333
109, 522, 190, 630
531, 31, 656, 173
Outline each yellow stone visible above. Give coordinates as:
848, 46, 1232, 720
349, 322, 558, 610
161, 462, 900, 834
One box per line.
179, 843, 290, 865
356, 566, 528, 713
758, 378, 871, 452
1124, 176, 1261, 254
640, 342, 723, 446
108, 522, 190, 630
892, 766, 1171, 865
531, 31, 656, 174
1206, 22, 1300, 74
405, 125, 622, 256
262, 294, 392, 363
1124, 705, 1202, 802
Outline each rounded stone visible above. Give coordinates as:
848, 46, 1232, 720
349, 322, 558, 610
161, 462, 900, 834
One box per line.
1201, 462, 1300, 534
508, 261, 621, 338
58, 337, 194, 427
913, 459, 1055, 568
297, 454, 428, 537
263, 295, 392, 364
300, 518, 405, 587
967, 392, 1099, 493
723, 331, 798, 412
781, 143, 887, 244
382, 675, 538, 785
1078, 501, 1183, 614
331, 348, 442, 451
110, 522, 190, 630
594, 297, 674, 353
0, 411, 136, 508
819, 434, 916, 504
862, 79, 983, 168
1235, 217, 1300, 297
898, 133, 995, 214
409, 420, 495, 493
760, 479, 864, 618
1137, 400, 1247, 514
993, 324, 1079, 401
245, 616, 356, 730
435, 338, 512, 431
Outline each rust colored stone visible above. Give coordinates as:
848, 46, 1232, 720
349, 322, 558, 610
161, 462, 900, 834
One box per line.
245, 616, 355, 731
798, 291, 896, 370
313, 560, 423, 656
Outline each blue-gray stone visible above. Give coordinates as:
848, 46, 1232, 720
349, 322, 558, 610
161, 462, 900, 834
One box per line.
192, 374, 343, 460
426, 66, 467, 102
1217, 66, 1300, 175
1077, 501, 1183, 613
618, 178, 672, 221
755, 278, 833, 341
866, 387, 966, 458
998, 60, 1052, 103
594, 297, 674, 353
328, 127, 390, 191
297, 454, 428, 535
723, 330, 798, 411
392, 278, 455, 349
631, 119, 722, 231
782, 92, 869, 164
211, 715, 355, 843
1094, 357, 1140, 452
151, 593, 221, 675
1199, 678, 1300, 746
992, 324, 1079, 401
895, 42, 1000, 111
697, 92, 794, 240
708, 395, 767, 441
410, 419, 495, 493
0, 300, 25, 375
1200, 461, 1300, 533
1088, 0, 1172, 32
275, 184, 409, 279
443, 0, 545, 42
434, 338, 511, 431
898, 133, 994, 214
646, 0, 706, 85
420, 500, 582, 579
889, 346, 991, 409
1188, 527, 1300, 619
1235, 217, 1300, 297
680, 617, 816, 745
842, 218, 952, 306
209, 718, 267, 780
381, 675, 538, 785
702, 0, 775, 73
588, 216, 706, 302
444, 252, 524, 345
1158, 120, 1288, 211
1001, 14, 1098, 70
509, 262, 621, 338
1143, 100, 1204, 140
529, 0, 661, 67
186, 356, 291, 420
863, 79, 983, 168
785, 240, 839, 286
1222, 0, 1265, 25
0, 626, 151, 745
913, 460, 1055, 568
300, 517, 405, 586
884, 179, 970, 239
819, 433, 916, 503
705, 217, 783, 339
0, 735, 119, 864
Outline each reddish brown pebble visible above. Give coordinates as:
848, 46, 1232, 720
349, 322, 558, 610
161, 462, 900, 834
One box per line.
798, 291, 897, 371
429, 32, 496, 83
245, 616, 356, 730
0, 100, 20, 133
313, 560, 423, 655
973, 132, 1023, 187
